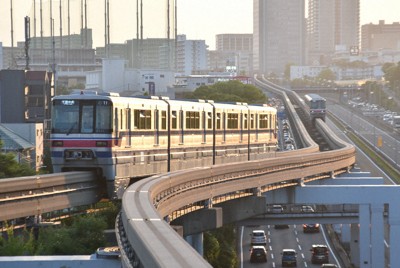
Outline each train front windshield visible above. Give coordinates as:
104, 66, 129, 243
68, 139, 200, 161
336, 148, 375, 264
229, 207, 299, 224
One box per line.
311, 100, 326, 110
52, 99, 112, 134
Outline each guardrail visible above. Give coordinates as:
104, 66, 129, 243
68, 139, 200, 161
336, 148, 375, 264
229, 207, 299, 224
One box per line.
117, 77, 356, 267
0, 172, 100, 221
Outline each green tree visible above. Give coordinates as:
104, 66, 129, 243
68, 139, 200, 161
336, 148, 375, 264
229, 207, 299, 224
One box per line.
204, 232, 220, 266
203, 224, 237, 268
184, 80, 267, 104
37, 214, 107, 255
0, 225, 36, 256
0, 142, 35, 178
317, 69, 336, 82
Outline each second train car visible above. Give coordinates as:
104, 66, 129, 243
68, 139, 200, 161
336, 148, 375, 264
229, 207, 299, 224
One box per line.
50, 91, 277, 199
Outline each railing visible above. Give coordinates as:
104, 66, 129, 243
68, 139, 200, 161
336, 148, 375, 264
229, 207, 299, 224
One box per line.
0, 171, 100, 221
117, 76, 356, 267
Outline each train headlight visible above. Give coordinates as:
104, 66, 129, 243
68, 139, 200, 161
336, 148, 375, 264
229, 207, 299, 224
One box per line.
64, 150, 94, 160
52, 140, 64, 147
96, 141, 108, 147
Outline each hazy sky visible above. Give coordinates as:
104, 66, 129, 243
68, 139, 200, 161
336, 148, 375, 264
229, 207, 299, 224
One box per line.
0, 0, 399, 50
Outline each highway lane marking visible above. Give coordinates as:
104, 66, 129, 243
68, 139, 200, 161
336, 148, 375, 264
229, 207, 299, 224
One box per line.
240, 226, 244, 268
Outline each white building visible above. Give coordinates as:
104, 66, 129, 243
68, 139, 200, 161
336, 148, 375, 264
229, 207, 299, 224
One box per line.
176, 35, 208, 76
86, 58, 175, 98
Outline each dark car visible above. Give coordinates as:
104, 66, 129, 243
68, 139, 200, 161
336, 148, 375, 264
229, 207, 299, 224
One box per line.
303, 223, 320, 233
281, 249, 297, 267
250, 246, 267, 263
311, 245, 329, 264
275, 224, 290, 229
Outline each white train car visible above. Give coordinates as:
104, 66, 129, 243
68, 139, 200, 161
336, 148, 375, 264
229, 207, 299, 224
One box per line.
50, 91, 277, 198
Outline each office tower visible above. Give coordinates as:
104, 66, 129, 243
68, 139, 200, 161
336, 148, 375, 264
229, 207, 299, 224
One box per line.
253, 0, 306, 75
307, 0, 360, 64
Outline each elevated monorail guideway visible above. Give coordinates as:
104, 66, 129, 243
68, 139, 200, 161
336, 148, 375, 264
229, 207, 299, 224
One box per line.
117, 76, 357, 267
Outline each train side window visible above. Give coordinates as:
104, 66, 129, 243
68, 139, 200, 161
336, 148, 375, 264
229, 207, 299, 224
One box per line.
161, 111, 167, 130
186, 111, 200, 129
250, 114, 255, 129
259, 114, 268, 129
134, 109, 151, 129
207, 112, 212, 129
171, 111, 177, 129
216, 113, 221, 129
227, 113, 238, 129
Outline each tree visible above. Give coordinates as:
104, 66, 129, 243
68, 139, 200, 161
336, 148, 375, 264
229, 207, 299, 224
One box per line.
184, 80, 267, 104
37, 214, 107, 255
0, 141, 35, 178
317, 69, 336, 82
0, 225, 35, 256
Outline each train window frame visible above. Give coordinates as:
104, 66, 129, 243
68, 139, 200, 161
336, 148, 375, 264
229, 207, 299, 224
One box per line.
161, 110, 167, 130
244, 114, 248, 129
216, 113, 221, 129
227, 113, 239, 129
171, 111, 177, 129
185, 111, 200, 129
250, 114, 255, 129
207, 112, 212, 129
259, 114, 269, 129
134, 109, 152, 130
95, 101, 112, 134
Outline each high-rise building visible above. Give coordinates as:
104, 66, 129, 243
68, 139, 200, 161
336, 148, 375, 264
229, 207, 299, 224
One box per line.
253, 0, 306, 75
307, 0, 359, 65
215, 34, 253, 75
361, 20, 400, 52
175, 35, 208, 76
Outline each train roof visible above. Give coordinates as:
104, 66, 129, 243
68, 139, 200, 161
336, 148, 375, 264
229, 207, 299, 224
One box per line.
304, 93, 326, 102
52, 92, 276, 112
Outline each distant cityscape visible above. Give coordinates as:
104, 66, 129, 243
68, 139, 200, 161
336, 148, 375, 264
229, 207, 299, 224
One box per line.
0, 0, 400, 170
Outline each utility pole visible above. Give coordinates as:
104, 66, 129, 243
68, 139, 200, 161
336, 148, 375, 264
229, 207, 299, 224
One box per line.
24, 16, 30, 70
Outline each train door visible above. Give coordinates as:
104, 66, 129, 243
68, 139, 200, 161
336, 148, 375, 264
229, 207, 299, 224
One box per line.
81, 103, 94, 133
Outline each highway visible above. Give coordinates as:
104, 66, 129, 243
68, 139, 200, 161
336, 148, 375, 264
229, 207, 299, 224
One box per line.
240, 224, 340, 268
328, 103, 398, 183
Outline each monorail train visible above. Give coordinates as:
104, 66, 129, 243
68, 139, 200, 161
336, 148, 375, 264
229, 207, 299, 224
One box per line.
304, 94, 326, 122
50, 91, 277, 199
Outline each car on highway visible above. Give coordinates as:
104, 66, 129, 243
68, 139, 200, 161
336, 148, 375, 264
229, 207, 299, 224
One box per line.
251, 230, 267, 245
301, 205, 315, 213
303, 223, 320, 233
274, 224, 290, 229
249, 245, 267, 263
281, 248, 297, 267
271, 204, 284, 213
311, 244, 329, 264
321, 264, 338, 267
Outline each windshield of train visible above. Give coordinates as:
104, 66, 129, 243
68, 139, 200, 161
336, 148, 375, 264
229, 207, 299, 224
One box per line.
52, 99, 112, 134
311, 100, 326, 110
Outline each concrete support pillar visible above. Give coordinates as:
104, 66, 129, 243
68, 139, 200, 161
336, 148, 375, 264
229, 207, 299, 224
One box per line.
389, 203, 400, 267
341, 224, 351, 244
350, 223, 360, 266
370, 203, 384, 268
185, 233, 204, 256
359, 204, 371, 268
